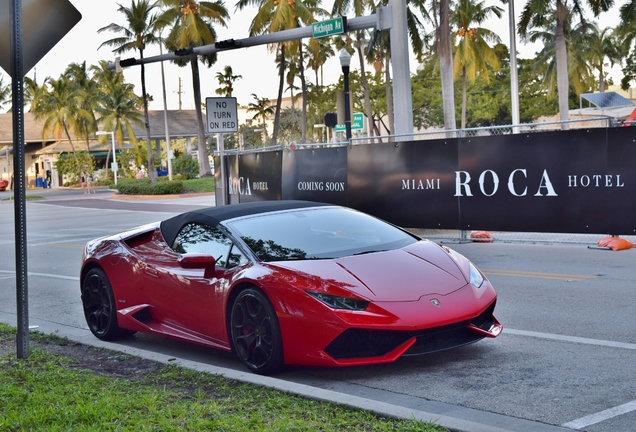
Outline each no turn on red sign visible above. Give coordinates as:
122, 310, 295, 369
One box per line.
205, 97, 238, 134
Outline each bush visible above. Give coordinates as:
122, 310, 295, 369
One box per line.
115, 179, 184, 195
172, 154, 199, 179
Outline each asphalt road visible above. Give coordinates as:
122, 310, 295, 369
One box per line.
1, 188, 634, 432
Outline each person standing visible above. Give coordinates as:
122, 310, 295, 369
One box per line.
80, 172, 87, 193
85, 171, 94, 194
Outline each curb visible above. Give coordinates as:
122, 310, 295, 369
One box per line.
110, 192, 215, 201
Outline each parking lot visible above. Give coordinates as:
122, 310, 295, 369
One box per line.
1, 189, 634, 431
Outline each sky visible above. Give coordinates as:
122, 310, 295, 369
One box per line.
0, 0, 626, 115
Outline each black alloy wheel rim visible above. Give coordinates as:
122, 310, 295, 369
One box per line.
232, 293, 274, 370
82, 272, 112, 336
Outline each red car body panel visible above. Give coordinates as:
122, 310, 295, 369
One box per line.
81, 204, 502, 369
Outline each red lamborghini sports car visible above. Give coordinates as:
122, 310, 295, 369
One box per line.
80, 201, 502, 374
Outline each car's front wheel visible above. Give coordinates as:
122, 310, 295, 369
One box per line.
230, 288, 284, 374
81, 267, 133, 340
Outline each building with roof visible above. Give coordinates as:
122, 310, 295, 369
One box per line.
0, 110, 204, 188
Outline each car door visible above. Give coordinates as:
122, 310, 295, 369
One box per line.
149, 222, 247, 344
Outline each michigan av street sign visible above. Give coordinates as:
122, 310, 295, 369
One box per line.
312, 17, 345, 38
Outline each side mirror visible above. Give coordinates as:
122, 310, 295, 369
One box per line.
178, 253, 217, 278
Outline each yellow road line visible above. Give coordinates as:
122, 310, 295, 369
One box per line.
481, 268, 598, 282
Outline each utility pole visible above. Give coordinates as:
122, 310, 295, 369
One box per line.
174, 77, 183, 110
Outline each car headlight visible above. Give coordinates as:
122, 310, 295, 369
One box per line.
469, 262, 484, 288
306, 291, 369, 311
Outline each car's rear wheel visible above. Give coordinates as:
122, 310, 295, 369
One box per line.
81, 267, 133, 340
230, 288, 284, 374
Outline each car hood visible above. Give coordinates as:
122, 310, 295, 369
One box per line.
273, 240, 469, 302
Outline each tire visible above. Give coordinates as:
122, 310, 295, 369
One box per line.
81, 267, 133, 340
230, 288, 284, 375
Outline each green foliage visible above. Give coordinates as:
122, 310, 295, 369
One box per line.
115, 178, 184, 195
278, 107, 302, 143
411, 60, 445, 129
172, 154, 199, 179
54, 152, 95, 180
182, 177, 215, 193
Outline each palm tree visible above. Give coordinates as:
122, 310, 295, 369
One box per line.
526, 18, 596, 100
583, 24, 621, 92
156, 0, 229, 177
65, 62, 99, 152
235, 0, 315, 145
215, 65, 242, 97
0, 75, 11, 110
305, 38, 335, 87
415, 0, 457, 130
91, 61, 145, 180
519, 0, 613, 127
31, 76, 92, 175
366, 28, 394, 135
616, 0, 636, 89
23, 75, 46, 111
246, 93, 275, 143
452, 0, 503, 129
98, 0, 159, 181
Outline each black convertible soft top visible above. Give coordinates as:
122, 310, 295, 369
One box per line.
160, 200, 332, 248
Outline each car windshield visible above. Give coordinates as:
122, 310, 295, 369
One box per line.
225, 207, 418, 262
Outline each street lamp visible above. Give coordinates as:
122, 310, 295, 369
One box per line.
96, 131, 117, 185
339, 49, 352, 142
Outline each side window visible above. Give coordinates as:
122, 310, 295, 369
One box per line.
227, 244, 248, 268
172, 223, 233, 268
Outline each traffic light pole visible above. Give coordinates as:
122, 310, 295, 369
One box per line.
110, 4, 413, 139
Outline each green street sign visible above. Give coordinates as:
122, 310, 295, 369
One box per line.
334, 112, 364, 131
312, 17, 345, 39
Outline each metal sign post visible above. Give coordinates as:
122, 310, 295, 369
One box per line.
206, 98, 238, 207
10, 0, 29, 359
4, 0, 82, 359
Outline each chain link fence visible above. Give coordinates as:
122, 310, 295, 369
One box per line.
350, 117, 613, 145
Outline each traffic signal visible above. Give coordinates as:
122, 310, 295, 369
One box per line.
324, 112, 337, 128
175, 47, 193, 56
215, 39, 236, 49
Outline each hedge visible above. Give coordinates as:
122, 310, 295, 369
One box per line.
115, 179, 184, 195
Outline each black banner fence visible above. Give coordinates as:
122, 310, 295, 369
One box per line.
215, 127, 636, 237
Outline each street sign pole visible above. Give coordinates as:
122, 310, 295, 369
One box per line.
206, 98, 238, 206
3, 0, 82, 359
10, 0, 29, 359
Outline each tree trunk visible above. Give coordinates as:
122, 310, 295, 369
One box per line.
356, 31, 374, 139
191, 59, 212, 177
385, 51, 394, 136
461, 67, 467, 129
140, 51, 156, 182
272, 44, 285, 145
555, 0, 570, 129
63, 124, 82, 175
299, 43, 308, 144
439, 0, 457, 131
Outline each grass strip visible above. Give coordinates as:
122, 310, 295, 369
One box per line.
0, 324, 446, 431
